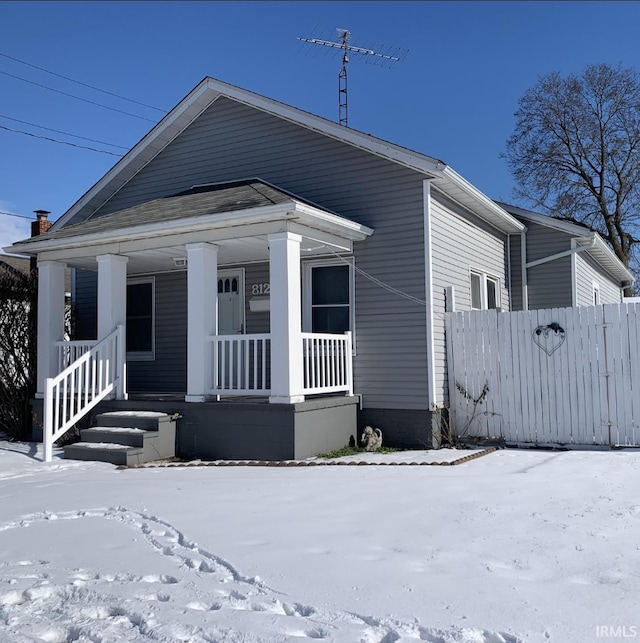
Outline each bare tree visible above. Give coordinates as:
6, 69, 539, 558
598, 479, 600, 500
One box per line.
0, 265, 37, 440
504, 63, 640, 290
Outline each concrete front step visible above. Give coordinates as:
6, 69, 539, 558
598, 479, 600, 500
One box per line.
63, 410, 176, 465
80, 427, 152, 449
63, 442, 144, 466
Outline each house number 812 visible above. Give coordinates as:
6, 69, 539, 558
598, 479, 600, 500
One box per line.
252, 283, 270, 295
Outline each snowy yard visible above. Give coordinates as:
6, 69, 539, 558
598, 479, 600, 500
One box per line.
1, 443, 639, 643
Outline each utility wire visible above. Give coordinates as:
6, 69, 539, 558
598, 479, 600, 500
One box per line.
0, 113, 129, 149
0, 123, 123, 157
0, 51, 165, 112
0, 210, 33, 221
0, 69, 156, 122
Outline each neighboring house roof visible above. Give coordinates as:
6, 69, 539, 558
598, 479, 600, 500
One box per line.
497, 201, 635, 284
0, 254, 30, 275
46, 76, 523, 236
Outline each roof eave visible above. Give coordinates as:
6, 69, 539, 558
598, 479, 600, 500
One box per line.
440, 168, 526, 234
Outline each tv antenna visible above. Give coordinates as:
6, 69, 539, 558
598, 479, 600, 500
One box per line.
297, 28, 406, 127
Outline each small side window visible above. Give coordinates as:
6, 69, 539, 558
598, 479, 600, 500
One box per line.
471, 272, 482, 310
593, 282, 601, 305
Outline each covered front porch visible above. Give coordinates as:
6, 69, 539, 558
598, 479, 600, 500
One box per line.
19, 180, 373, 461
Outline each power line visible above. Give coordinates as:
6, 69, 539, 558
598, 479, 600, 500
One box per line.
0, 123, 123, 156
0, 50, 165, 113
0, 210, 33, 221
0, 69, 156, 123
0, 113, 129, 150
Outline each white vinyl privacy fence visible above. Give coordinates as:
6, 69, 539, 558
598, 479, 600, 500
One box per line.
446, 303, 640, 447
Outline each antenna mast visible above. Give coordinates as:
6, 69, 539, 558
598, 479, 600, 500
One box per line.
297, 28, 404, 127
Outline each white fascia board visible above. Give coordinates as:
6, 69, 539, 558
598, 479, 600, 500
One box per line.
441, 168, 525, 234
590, 236, 635, 283
10, 201, 372, 258
11, 203, 297, 255
292, 203, 374, 240
501, 204, 592, 236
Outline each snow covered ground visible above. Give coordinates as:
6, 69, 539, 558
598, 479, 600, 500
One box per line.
1, 442, 639, 643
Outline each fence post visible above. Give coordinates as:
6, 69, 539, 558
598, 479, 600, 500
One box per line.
43, 377, 54, 462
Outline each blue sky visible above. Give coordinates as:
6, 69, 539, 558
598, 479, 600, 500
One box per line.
2, 1, 640, 251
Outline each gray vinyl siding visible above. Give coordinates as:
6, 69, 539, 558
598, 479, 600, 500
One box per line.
73, 97, 429, 410
74, 269, 187, 392
575, 251, 623, 306
431, 190, 509, 402
508, 233, 523, 311
73, 269, 97, 340
245, 263, 270, 334
509, 221, 573, 310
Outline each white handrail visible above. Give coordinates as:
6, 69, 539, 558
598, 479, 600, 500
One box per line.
43, 325, 125, 462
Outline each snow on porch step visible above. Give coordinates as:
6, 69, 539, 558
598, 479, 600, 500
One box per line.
64, 410, 177, 465
80, 426, 153, 449
95, 411, 171, 431
63, 442, 143, 466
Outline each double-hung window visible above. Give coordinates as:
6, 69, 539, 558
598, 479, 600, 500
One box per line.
470, 270, 500, 310
126, 278, 155, 360
303, 259, 354, 336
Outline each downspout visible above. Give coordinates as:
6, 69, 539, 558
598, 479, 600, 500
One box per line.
506, 233, 512, 309
521, 231, 528, 311
422, 179, 438, 420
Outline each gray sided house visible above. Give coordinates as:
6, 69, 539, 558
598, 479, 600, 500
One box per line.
500, 203, 634, 310
8, 77, 525, 461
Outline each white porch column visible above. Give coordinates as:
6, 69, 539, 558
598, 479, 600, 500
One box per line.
268, 231, 304, 404
185, 242, 218, 402
36, 260, 66, 398
96, 254, 128, 340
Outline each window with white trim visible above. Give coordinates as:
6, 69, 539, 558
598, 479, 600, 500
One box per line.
126, 278, 155, 360
303, 259, 354, 335
470, 270, 500, 310
593, 282, 601, 305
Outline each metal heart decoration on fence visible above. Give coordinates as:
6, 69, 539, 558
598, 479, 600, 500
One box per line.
533, 322, 566, 356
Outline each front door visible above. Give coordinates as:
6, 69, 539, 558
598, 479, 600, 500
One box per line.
217, 269, 244, 334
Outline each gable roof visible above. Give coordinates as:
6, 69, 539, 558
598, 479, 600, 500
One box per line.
50, 76, 524, 236
498, 201, 635, 283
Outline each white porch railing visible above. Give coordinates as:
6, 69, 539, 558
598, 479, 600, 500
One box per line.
209, 334, 271, 395
55, 340, 96, 372
43, 325, 126, 462
208, 332, 353, 398
302, 331, 353, 395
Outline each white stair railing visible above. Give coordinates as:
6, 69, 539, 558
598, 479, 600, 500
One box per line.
43, 325, 125, 462
302, 331, 353, 395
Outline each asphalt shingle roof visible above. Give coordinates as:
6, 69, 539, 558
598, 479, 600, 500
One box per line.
18, 179, 298, 245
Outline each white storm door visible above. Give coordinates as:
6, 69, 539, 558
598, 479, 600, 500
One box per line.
217, 269, 244, 334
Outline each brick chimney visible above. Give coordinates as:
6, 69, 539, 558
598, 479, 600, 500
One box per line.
31, 210, 52, 237
30, 210, 52, 272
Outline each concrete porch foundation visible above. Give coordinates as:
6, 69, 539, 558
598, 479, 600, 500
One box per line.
32, 396, 359, 461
